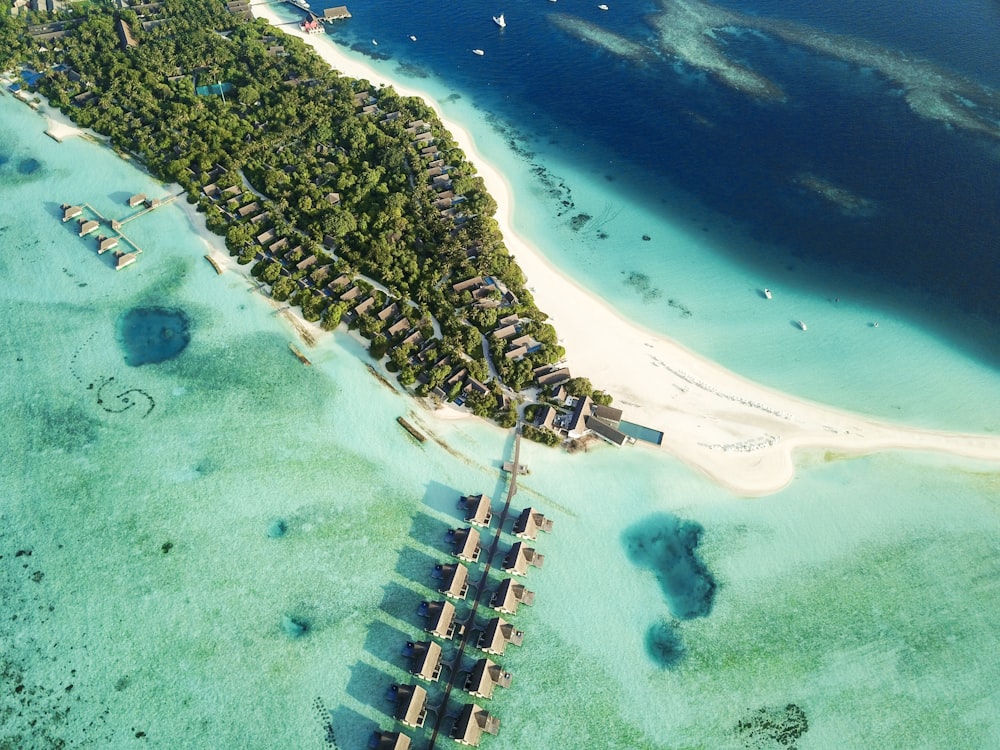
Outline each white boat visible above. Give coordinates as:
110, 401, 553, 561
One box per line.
598, 3, 609, 9
371, 38, 378, 45
493, 13, 506, 28
286, 0, 310, 9
472, 48, 485, 56
798, 320, 808, 331
409, 35, 417, 41
763, 288, 772, 299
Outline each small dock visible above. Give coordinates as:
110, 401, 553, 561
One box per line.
204, 255, 224, 274
397, 416, 426, 443
289, 342, 312, 365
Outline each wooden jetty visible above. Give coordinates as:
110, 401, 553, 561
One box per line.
204, 255, 224, 274
289, 343, 312, 365
396, 416, 426, 443
323, 5, 351, 21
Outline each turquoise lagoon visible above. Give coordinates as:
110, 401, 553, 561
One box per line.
3, 51, 1000, 750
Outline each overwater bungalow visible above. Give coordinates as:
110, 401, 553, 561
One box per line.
451, 703, 500, 747
96, 234, 119, 254
114, 251, 138, 270
419, 600, 461, 640
464, 658, 512, 700
459, 494, 493, 528
369, 730, 411, 750
512, 507, 554, 541
402, 640, 443, 682
434, 562, 470, 600
476, 616, 524, 656
488, 577, 535, 615
501, 541, 544, 577
388, 684, 427, 728
128, 193, 146, 207
78, 218, 99, 237
61, 204, 82, 222
446, 527, 481, 563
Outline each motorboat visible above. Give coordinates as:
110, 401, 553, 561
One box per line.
371, 38, 378, 45
409, 35, 417, 41
598, 3, 609, 9
763, 288, 772, 299
473, 48, 485, 56
286, 0, 310, 9
493, 13, 506, 28
798, 320, 808, 331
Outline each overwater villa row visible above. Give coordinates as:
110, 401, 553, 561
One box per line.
58, 192, 174, 271
369, 494, 554, 748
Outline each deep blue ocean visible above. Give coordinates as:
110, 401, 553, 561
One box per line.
304, 0, 1000, 364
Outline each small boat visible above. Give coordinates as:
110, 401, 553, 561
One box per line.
598, 3, 609, 9
472, 48, 485, 56
798, 320, 808, 331
873, 321, 879, 328
493, 13, 506, 28
763, 288, 772, 299
409, 35, 417, 41
371, 39, 378, 46
286, 0, 310, 9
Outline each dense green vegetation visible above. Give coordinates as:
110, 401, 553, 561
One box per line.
3, 0, 612, 443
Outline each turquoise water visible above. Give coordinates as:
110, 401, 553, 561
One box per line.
3, 38, 1000, 750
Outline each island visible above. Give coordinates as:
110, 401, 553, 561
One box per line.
1, 0, 627, 448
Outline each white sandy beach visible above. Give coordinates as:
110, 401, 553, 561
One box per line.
257, 7, 1000, 494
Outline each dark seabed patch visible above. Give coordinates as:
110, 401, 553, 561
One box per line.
645, 619, 685, 668
735, 704, 809, 749
281, 614, 311, 639
622, 512, 716, 619
117, 306, 191, 366
18, 157, 42, 175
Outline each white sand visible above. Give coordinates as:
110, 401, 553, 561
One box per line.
254, 8, 1000, 495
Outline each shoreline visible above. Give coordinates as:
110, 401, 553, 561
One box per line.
253, 6, 1000, 495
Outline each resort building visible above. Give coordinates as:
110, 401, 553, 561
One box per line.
451, 703, 500, 747
447, 527, 482, 563
368, 730, 411, 750
488, 577, 535, 616
419, 600, 461, 640
512, 507, 553, 541
389, 684, 427, 728
464, 658, 512, 700
476, 616, 524, 656
459, 494, 493, 528
402, 640, 443, 682
565, 395, 593, 439
584, 415, 630, 446
323, 5, 352, 20
61, 204, 82, 222
78, 218, 99, 236
435, 562, 470, 600
501, 541, 545, 577
128, 193, 146, 207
